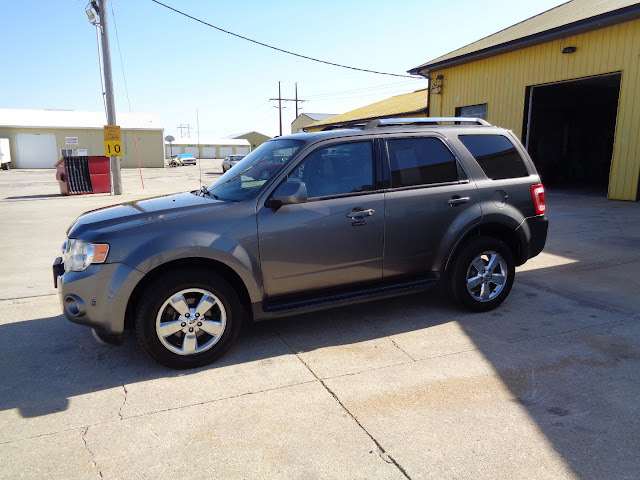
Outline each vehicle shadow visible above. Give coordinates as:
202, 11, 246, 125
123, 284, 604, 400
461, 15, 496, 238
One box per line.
0, 291, 455, 420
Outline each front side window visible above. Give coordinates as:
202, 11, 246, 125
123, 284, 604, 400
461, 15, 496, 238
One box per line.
290, 141, 374, 199
458, 134, 529, 180
387, 137, 458, 188
208, 139, 303, 201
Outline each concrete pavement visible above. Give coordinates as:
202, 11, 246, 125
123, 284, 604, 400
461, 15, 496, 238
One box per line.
0, 164, 639, 479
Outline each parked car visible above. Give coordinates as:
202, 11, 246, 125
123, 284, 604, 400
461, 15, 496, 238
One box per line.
178, 153, 197, 166
54, 117, 548, 369
169, 153, 197, 167
221, 154, 246, 172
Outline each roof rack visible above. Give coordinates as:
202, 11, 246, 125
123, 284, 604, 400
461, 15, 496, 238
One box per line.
318, 117, 491, 131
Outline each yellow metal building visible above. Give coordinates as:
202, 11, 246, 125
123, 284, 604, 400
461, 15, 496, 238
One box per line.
409, 0, 640, 200
306, 89, 429, 132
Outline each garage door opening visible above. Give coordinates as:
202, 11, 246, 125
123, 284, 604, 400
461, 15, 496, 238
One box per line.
523, 73, 621, 194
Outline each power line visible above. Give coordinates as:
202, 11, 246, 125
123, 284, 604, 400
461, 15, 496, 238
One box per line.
306, 80, 426, 101
150, 0, 420, 79
110, 1, 132, 112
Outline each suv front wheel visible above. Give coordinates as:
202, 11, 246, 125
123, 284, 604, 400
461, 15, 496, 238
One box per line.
448, 236, 515, 312
135, 269, 243, 369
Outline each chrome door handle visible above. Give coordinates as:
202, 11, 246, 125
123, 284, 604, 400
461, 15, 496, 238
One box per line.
447, 196, 470, 206
346, 208, 374, 218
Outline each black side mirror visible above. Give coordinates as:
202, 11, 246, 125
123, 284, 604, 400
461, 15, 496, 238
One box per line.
268, 181, 308, 209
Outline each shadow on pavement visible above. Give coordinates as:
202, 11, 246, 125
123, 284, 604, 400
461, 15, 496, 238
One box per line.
5, 194, 64, 200
0, 292, 452, 419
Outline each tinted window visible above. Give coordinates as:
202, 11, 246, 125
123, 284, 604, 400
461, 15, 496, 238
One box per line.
291, 142, 374, 199
387, 137, 458, 187
459, 135, 529, 180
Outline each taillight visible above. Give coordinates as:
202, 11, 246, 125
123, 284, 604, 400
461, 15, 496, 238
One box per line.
530, 184, 546, 215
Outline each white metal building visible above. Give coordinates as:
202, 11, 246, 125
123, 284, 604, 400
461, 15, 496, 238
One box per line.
165, 138, 251, 159
0, 109, 164, 169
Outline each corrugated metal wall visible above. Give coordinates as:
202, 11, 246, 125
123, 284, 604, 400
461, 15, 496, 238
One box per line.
428, 18, 640, 200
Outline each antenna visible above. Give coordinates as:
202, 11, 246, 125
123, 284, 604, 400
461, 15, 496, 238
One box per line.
197, 108, 202, 187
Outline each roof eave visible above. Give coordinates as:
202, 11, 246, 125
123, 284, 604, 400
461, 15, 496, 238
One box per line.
308, 106, 430, 130
408, 4, 640, 76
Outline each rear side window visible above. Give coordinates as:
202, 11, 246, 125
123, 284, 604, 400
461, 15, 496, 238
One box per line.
458, 134, 529, 180
387, 137, 458, 188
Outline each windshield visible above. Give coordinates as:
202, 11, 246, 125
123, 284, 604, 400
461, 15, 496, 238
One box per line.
207, 139, 303, 201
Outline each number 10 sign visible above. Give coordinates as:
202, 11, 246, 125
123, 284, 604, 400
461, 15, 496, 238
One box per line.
103, 125, 122, 157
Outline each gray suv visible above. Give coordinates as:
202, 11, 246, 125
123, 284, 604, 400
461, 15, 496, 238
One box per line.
54, 118, 548, 369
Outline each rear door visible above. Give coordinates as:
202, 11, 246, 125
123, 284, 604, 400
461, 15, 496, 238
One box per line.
382, 135, 481, 276
257, 140, 384, 298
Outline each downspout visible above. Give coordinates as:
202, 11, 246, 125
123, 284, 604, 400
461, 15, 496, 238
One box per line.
425, 74, 432, 117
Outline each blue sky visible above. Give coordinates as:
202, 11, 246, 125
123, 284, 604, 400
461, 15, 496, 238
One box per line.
1, 0, 567, 139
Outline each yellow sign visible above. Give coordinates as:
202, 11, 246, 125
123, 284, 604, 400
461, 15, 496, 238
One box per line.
103, 125, 122, 157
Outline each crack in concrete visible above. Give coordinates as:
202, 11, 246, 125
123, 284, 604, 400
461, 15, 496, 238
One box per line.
389, 337, 416, 361
274, 329, 412, 479
106, 380, 317, 422
362, 316, 417, 362
82, 426, 104, 479
118, 384, 128, 420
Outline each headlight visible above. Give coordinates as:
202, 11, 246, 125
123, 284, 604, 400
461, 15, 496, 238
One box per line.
63, 239, 110, 272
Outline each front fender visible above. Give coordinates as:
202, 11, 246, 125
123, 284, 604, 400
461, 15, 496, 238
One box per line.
122, 230, 263, 304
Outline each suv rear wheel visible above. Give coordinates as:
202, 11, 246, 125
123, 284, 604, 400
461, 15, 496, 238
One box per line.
448, 236, 515, 312
135, 269, 243, 369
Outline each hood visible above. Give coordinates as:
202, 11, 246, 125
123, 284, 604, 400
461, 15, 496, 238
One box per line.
67, 191, 227, 239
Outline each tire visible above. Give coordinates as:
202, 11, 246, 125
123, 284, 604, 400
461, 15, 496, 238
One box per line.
448, 236, 515, 312
135, 268, 243, 369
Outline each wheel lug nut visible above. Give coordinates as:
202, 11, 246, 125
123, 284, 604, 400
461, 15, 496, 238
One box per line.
197, 322, 202, 327
185, 313, 190, 318
189, 327, 194, 332
181, 322, 186, 327
195, 313, 200, 318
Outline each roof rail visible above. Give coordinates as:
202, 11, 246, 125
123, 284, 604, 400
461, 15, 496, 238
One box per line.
317, 117, 491, 131
364, 117, 491, 129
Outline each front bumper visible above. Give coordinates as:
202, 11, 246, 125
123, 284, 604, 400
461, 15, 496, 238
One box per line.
54, 258, 144, 336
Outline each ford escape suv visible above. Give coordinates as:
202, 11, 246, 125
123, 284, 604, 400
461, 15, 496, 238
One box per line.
54, 118, 548, 369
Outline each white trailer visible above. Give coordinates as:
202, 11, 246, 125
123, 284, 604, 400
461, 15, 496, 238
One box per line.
0, 138, 11, 170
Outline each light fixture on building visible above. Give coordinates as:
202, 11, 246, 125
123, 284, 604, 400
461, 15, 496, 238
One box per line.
431, 75, 444, 94
562, 46, 577, 54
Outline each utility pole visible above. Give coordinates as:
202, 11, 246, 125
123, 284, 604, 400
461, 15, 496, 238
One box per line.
89, 0, 122, 194
177, 124, 192, 139
278, 82, 283, 136
270, 82, 307, 136
294, 82, 302, 118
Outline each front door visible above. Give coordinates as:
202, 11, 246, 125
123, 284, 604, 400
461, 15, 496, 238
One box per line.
257, 140, 384, 298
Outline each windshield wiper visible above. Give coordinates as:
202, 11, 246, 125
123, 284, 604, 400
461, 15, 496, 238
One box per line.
195, 185, 219, 199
